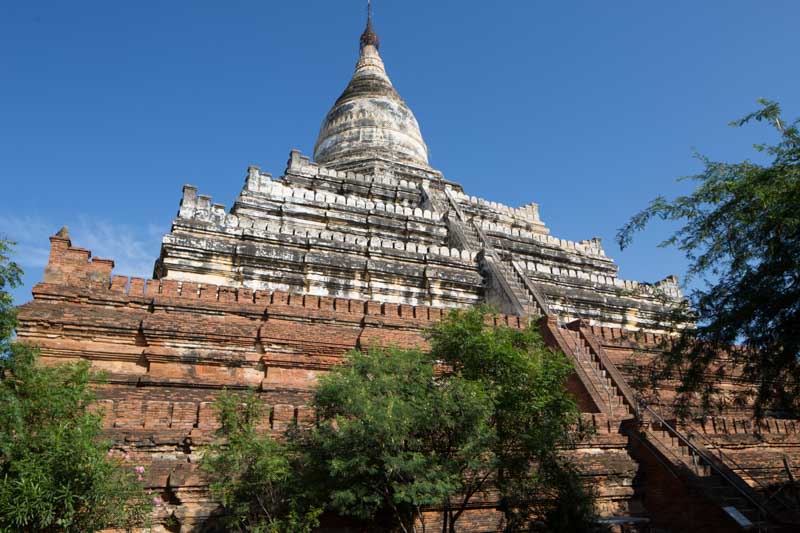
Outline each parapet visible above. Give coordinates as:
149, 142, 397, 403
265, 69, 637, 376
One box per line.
43, 227, 116, 286
37, 229, 521, 329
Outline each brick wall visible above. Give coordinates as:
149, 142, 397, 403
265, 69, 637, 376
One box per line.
12, 233, 701, 531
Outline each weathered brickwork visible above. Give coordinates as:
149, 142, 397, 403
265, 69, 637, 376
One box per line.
23, 227, 800, 531
585, 325, 800, 531
18, 235, 644, 531
14, 12, 800, 533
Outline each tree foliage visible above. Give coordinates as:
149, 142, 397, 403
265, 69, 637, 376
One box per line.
427, 307, 595, 531
0, 239, 152, 532
200, 391, 322, 533
617, 100, 800, 418
301, 345, 494, 532
0, 240, 22, 358
201, 307, 597, 532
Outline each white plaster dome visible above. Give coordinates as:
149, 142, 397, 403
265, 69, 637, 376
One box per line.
313, 25, 429, 168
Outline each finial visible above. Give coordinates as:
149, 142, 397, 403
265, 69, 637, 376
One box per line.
55, 226, 70, 239
360, 0, 380, 50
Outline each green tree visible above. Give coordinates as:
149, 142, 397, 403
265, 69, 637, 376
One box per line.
427, 308, 595, 531
0, 239, 152, 532
301, 346, 494, 533
617, 100, 800, 418
200, 308, 596, 532
0, 240, 22, 358
200, 391, 322, 533
304, 308, 595, 532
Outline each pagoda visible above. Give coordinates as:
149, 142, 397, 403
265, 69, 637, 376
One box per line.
15, 6, 800, 532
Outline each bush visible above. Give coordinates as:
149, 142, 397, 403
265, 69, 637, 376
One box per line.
0, 239, 152, 532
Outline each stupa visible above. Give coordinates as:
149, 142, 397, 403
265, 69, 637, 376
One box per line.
15, 5, 800, 531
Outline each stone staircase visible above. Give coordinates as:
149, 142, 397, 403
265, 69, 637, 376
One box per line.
432, 191, 798, 529
440, 185, 800, 530
642, 417, 780, 531
494, 256, 547, 317
571, 325, 796, 530
442, 185, 638, 418
560, 327, 632, 419
457, 214, 482, 249
441, 187, 547, 318
569, 325, 800, 531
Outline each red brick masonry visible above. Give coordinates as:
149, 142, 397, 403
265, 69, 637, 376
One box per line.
15, 233, 799, 532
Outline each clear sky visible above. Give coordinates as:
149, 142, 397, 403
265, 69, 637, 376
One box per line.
1, 1, 798, 305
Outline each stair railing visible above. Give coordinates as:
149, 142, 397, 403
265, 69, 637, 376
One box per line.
683, 420, 800, 517
570, 327, 615, 411
473, 221, 549, 318
442, 189, 793, 524
443, 187, 469, 225
640, 403, 771, 524
507, 259, 550, 318
443, 188, 634, 413
442, 188, 549, 317
554, 316, 619, 413
573, 325, 639, 417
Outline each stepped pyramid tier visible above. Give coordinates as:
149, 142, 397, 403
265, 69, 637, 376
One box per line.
154, 150, 682, 332
313, 9, 430, 172
16, 6, 800, 532
153, 9, 684, 332
151, 9, 684, 333
155, 0, 682, 330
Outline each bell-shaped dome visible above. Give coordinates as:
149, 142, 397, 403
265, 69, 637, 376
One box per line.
313, 14, 430, 169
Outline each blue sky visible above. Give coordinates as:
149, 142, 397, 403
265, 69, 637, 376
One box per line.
1, 1, 798, 305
